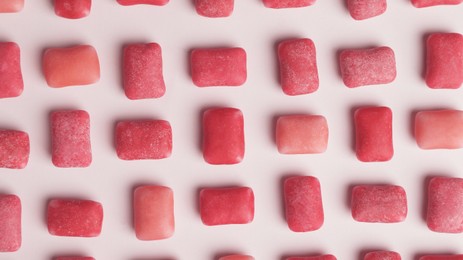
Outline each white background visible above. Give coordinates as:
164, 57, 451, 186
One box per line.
0, 0, 463, 259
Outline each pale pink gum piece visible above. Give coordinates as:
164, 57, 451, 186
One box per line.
123, 43, 165, 99
415, 110, 463, 149
43, 45, 100, 87
340, 46, 396, 88
203, 108, 244, 164
117, 0, 169, 5
0, 42, 23, 98
351, 185, 407, 223
263, 0, 316, 8
115, 120, 172, 160
55, 257, 95, 260
427, 177, 463, 233
133, 185, 174, 240
0, 130, 29, 169
365, 251, 401, 260
0, 195, 21, 252
276, 115, 328, 154
425, 33, 463, 89
412, 0, 462, 7
219, 255, 254, 260
284, 176, 324, 232
191, 48, 247, 87
195, 0, 234, 17
51, 110, 92, 168
355, 106, 393, 162
54, 0, 91, 19
420, 256, 463, 260
286, 255, 337, 260
0, 0, 24, 13
200, 187, 254, 226
347, 0, 387, 20
278, 38, 319, 95
47, 199, 103, 237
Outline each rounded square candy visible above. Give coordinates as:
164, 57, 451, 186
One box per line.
351, 185, 407, 223
0, 195, 21, 252
427, 177, 463, 233
412, 0, 462, 7
195, 0, 234, 17
115, 120, 172, 160
365, 251, 401, 260
54, 257, 95, 260
286, 255, 337, 260
54, 0, 91, 19
420, 256, 463, 260
425, 33, 463, 89
415, 110, 463, 149
47, 199, 103, 237
203, 108, 244, 164
200, 187, 254, 226
276, 115, 328, 154
0, 0, 24, 13
191, 48, 247, 87
0, 42, 23, 98
43, 45, 100, 88
219, 255, 254, 260
278, 38, 319, 95
123, 43, 166, 99
134, 185, 174, 240
347, 0, 387, 20
284, 176, 324, 232
339, 47, 396, 88
51, 110, 92, 168
117, 0, 169, 5
263, 0, 316, 8
0, 129, 29, 169
355, 106, 393, 162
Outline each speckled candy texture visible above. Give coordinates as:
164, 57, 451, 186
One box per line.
339, 46, 396, 88
47, 199, 103, 237
351, 185, 407, 223
412, 0, 462, 7
427, 177, 463, 233
51, 110, 92, 168
286, 255, 337, 260
54, 0, 91, 19
0, 130, 29, 169
0, 195, 21, 252
115, 120, 172, 160
54, 257, 95, 260
200, 187, 254, 226
191, 47, 247, 87
284, 176, 324, 232
263, 0, 316, 8
133, 185, 174, 240
347, 0, 387, 20
0, 42, 23, 98
123, 43, 166, 99
420, 256, 463, 260
0, 0, 24, 13
117, 0, 169, 5
354, 106, 393, 162
425, 33, 463, 89
415, 110, 463, 149
365, 251, 401, 260
203, 108, 244, 164
195, 0, 234, 17
219, 255, 255, 260
43, 45, 100, 87
278, 38, 319, 95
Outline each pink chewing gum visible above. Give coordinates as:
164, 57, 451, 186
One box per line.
200, 187, 254, 226
263, 0, 316, 8
134, 185, 174, 240
117, 0, 169, 5
425, 33, 463, 89
195, 0, 234, 17
278, 38, 319, 95
276, 115, 328, 154
54, 257, 95, 260
415, 110, 463, 149
420, 256, 463, 260
0, 0, 24, 13
51, 110, 92, 168
355, 107, 393, 162
286, 255, 337, 260
47, 199, 103, 237
339, 47, 396, 88
365, 251, 401, 260
284, 176, 324, 232
43, 45, 100, 88
412, 0, 462, 7
203, 108, 244, 164
0, 195, 21, 252
191, 48, 247, 87
0, 130, 29, 169
123, 43, 165, 99
351, 185, 407, 223
54, 0, 91, 19
219, 255, 254, 260
115, 120, 172, 160
427, 177, 463, 233
0, 42, 23, 98
347, 0, 387, 20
